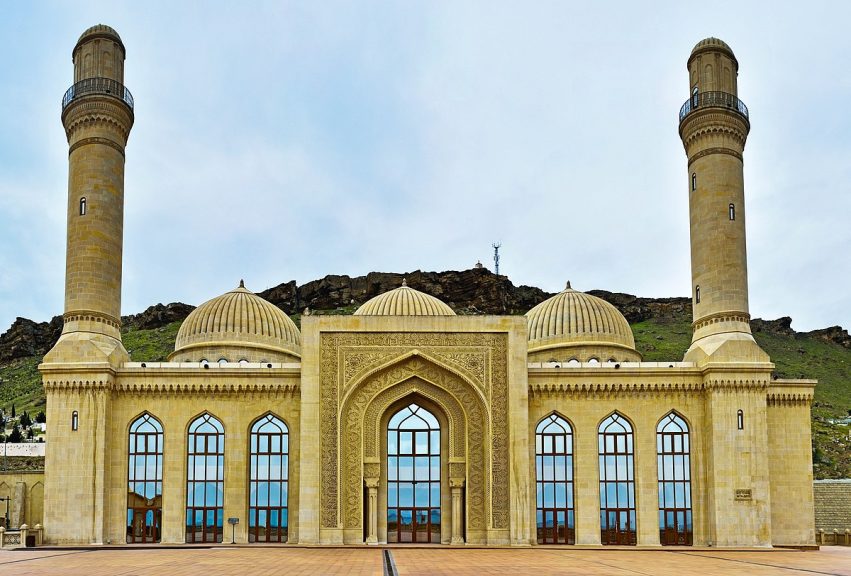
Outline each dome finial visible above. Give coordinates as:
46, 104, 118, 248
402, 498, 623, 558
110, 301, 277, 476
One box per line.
402, 278, 408, 287
565, 280, 572, 290
239, 279, 245, 288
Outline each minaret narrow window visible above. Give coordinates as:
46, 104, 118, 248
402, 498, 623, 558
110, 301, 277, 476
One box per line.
79, 196, 87, 216
71, 410, 79, 431
695, 286, 700, 304
737, 410, 744, 430
691, 173, 696, 191
691, 86, 699, 108
729, 203, 735, 221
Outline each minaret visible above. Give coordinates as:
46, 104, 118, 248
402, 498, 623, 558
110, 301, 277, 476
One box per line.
44, 24, 134, 364
678, 38, 768, 363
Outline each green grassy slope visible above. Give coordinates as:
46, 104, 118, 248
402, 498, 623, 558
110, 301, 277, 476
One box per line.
1, 312, 848, 477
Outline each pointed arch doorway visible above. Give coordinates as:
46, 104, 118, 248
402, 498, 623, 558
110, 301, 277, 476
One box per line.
386, 403, 441, 543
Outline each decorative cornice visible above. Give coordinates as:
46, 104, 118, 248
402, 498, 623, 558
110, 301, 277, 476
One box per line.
113, 380, 300, 396
63, 310, 121, 330
693, 311, 750, 332
680, 111, 749, 152
766, 393, 812, 406
688, 147, 743, 166
69, 136, 125, 158
62, 98, 133, 142
528, 380, 704, 397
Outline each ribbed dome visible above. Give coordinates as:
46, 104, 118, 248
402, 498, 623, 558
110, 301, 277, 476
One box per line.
170, 281, 300, 361
690, 37, 734, 58
76, 24, 124, 52
525, 283, 639, 361
354, 280, 455, 316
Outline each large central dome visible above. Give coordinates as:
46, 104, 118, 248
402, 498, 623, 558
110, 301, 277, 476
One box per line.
525, 282, 640, 363
170, 281, 300, 362
354, 280, 455, 316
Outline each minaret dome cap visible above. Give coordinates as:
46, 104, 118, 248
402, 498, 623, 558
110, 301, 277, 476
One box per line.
689, 37, 737, 68
75, 24, 125, 55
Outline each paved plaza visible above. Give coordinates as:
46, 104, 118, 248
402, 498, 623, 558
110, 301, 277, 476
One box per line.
1, 547, 850, 576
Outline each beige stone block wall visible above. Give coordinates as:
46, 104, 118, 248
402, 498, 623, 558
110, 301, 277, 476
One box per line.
767, 381, 816, 546
702, 382, 771, 547
42, 368, 300, 545
43, 381, 110, 544
0, 472, 45, 528
528, 367, 707, 546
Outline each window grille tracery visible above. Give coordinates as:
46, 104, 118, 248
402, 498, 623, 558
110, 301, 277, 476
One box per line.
248, 414, 289, 543
657, 412, 692, 545
127, 413, 163, 543
598, 413, 636, 545
535, 414, 575, 544
387, 403, 441, 543
186, 413, 224, 543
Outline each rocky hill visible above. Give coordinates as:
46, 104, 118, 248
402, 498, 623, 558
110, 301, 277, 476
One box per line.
1, 268, 849, 477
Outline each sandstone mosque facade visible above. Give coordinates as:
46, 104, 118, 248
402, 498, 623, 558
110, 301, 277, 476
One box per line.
39, 26, 816, 547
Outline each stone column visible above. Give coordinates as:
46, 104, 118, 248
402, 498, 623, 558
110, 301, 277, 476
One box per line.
12, 483, 25, 528
365, 478, 379, 544
450, 478, 465, 545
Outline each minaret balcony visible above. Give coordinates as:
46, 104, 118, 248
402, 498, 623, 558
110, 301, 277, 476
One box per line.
62, 77, 134, 111
679, 91, 748, 124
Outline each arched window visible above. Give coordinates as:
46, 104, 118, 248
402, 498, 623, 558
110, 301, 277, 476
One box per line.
695, 285, 700, 304
387, 403, 440, 543
588, 358, 600, 365
657, 413, 692, 546
729, 203, 736, 221
186, 413, 224, 543
71, 411, 79, 431
79, 197, 87, 216
691, 173, 697, 191
248, 414, 289, 543
691, 86, 699, 108
737, 410, 744, 430
217, 358, 228, 367
535, 414, 575, 544
567, 359, 580, 367
127, 413, 163, 543
599, 413, 636, 545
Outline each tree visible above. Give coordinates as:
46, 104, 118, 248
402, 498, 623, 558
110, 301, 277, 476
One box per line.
8, 424, 22, 443
19, 412, 32, 428
35, 411, 46, 424
26, 428, 35, 440
10, 404, 15, 419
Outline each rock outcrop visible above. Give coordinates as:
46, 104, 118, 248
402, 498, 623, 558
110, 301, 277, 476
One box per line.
258, 268, 551, 316
1, 268, 848, 361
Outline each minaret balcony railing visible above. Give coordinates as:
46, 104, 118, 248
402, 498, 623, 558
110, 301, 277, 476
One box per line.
679, 91, 747, 123
62, 77, 134, 111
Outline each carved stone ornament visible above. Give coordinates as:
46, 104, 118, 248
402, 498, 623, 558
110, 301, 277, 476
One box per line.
319, 332, 509, 530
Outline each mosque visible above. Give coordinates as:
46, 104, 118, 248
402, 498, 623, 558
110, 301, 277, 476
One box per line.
39, 25, 816, 547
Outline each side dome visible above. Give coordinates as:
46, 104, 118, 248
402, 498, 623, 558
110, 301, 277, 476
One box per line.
525, 282, 641, 363
170, 281, 300, 362
354, 280, 455, 316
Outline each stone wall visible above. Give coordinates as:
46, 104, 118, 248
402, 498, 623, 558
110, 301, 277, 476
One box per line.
0, 471, 44, 529
814, 479, 851, 533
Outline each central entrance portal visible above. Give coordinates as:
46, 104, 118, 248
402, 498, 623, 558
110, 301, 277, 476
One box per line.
387, 404, 441, 543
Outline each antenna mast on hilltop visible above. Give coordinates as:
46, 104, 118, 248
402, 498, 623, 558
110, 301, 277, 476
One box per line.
492, 242, 501, 276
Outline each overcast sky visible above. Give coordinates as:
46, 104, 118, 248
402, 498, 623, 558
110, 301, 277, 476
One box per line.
1, 1, 849, 334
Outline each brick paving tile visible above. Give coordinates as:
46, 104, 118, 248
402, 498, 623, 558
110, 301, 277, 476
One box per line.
391, 547, 851, 576
0, 547, 850, 576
